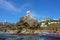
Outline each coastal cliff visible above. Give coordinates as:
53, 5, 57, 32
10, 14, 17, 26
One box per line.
0, 11, 60, 35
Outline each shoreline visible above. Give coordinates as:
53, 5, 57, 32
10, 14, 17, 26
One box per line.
0, 31, 60, 38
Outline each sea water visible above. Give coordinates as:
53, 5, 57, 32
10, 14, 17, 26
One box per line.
0, 33, 60, 40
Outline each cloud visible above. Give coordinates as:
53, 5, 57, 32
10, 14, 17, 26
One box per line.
0, 0, 18, 11
0, 0, 32, 13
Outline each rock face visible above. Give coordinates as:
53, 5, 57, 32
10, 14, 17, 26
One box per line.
19, 11, 60, 28
20, 11, 37, 27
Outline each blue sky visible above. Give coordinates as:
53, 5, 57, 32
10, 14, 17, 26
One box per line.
0, 0, 60, 23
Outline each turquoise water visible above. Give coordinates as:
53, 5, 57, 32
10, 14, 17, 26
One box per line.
0, 33, 60, 40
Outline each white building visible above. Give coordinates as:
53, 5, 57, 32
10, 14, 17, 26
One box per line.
40, 23, 47, 27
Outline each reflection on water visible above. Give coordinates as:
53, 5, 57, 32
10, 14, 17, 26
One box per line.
0, 33, 60, 40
